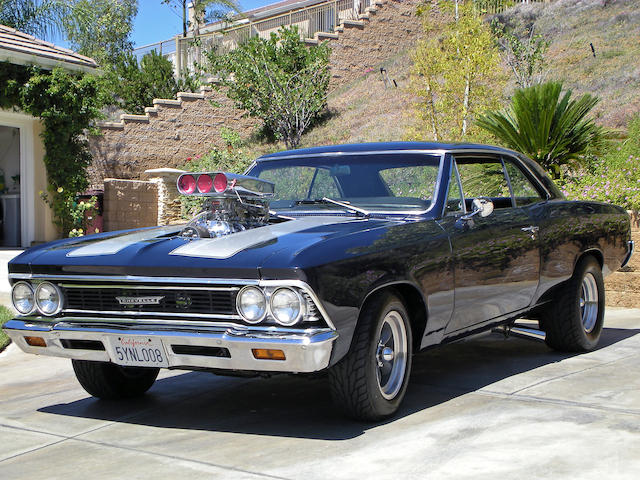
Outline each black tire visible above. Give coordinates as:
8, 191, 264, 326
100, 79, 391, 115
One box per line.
72, 360, 159, 400
328, 292, 413, 421
540, 255, 605, 352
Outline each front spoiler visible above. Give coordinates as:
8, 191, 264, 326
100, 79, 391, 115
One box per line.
3, 319, 338, 373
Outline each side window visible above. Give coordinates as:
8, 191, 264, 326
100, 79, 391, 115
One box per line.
456, 158, 512, 209
446, 162, 463, 214
309, 168, 340, 199
504, 161, 544, 206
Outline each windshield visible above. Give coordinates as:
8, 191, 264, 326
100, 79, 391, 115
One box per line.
246, 153, 443, 214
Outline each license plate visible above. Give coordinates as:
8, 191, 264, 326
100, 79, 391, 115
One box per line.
105, 336, 169, 368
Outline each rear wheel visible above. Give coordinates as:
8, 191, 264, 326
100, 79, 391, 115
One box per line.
540, 256, 605, 352
72, 360, 159, 399
328, 292, 412, 421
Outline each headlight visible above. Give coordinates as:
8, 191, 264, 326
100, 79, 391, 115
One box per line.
236, 286, 267, 323
12, 282, 35, 314
35, 282, 63, 316
270, 288, 303, 326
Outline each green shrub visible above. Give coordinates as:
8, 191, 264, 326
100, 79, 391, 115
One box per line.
0, 305, 13, 351
207, 26, 330, 149
560, 116, 640, 210
104, 51, 199, 114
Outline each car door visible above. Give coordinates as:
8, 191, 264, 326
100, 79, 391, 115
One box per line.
439, 154, 543, 334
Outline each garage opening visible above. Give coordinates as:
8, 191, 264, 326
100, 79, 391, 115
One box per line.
0, 126, 21, 247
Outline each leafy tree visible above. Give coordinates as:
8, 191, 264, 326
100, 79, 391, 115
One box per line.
103, 50, 197, 113
408, 1, 506, 142
62, 0, 138, 66
0, 0, 69, 40
476, 81, 605, 177
208, 26, 330, 149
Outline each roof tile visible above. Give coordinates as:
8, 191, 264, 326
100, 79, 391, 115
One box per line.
0, 24, 98, 69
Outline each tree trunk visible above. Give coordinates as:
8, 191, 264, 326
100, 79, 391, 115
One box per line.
426, 80, 439, 142
461, 72, 470, 136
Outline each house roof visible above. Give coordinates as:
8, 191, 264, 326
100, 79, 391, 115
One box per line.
0, 24, 98, 73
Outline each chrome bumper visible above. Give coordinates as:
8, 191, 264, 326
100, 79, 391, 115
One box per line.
621, 240, 634, 268
3, 319, 338, 373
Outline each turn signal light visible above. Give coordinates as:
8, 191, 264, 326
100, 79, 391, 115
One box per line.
252, 349, 286, 361
24, 336, 46, 347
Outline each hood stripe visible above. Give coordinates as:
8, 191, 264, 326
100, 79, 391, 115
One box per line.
66, 226, 182, 257
169, 216, 356, 259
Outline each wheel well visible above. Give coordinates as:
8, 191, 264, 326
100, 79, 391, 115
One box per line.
577, 249, 603, 269
361, 284, 428, 351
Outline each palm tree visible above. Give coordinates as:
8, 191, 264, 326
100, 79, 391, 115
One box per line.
0, 0, 70, 40
477, 81, 605, 177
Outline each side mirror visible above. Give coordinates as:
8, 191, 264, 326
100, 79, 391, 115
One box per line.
461, 197, 494, 221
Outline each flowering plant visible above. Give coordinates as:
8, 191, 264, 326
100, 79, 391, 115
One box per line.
559, 116, 640, 211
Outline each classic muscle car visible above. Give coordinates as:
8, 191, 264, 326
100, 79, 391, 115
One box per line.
3, 142, 634, 421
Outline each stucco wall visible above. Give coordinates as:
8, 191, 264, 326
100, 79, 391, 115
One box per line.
31, 119, 57, 243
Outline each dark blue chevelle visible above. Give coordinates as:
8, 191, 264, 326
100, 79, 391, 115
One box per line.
3, 142, 633, 420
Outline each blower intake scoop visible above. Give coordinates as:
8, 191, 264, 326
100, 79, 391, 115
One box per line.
177, 172, 274, 198
177, 172, 275, 239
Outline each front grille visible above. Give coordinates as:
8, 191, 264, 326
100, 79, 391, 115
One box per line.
62, 286, 236, 316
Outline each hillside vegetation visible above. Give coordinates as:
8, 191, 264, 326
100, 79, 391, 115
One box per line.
495, 0, 640, 129
241, 0, 639, 157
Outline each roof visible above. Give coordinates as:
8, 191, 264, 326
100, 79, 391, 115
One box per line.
257, 142, 514, 160
256, 141, 564, 198
0, 24, 99, 73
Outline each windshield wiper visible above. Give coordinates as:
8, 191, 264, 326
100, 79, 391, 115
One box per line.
294, 197, 370, 217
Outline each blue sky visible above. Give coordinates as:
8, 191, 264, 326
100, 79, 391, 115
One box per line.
132, 0, 276, 48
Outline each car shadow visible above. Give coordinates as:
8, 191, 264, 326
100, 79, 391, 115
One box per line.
38, 327, 640, 441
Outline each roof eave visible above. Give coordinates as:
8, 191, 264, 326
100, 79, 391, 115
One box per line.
0, 50, 101, 75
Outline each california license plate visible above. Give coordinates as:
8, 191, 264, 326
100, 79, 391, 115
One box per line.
105, 336, 169, 368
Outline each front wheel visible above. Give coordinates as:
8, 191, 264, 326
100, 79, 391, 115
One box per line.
540, 255, 605, 352
72, 360, 159, 400
328, 292, 413, 421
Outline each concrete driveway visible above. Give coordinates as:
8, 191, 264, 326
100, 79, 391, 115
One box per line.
1, 309, 639, 480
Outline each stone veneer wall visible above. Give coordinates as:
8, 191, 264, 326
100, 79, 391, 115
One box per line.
88, 87, 255, 190
604, 213, 640, 308
141, 168, 186, 226
103, 179, 159, 231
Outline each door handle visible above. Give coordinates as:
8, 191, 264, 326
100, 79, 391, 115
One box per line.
521, 226, 539, 238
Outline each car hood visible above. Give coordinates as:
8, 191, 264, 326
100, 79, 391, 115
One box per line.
11, 216, 404, 280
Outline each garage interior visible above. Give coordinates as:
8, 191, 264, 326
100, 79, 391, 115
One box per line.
0, 125, 21, 248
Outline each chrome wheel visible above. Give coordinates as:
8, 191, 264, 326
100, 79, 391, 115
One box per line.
375, 310, 408, 400
580, 272, 599, 333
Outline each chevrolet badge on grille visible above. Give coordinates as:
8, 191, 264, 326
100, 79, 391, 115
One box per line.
116, 296, 165, 305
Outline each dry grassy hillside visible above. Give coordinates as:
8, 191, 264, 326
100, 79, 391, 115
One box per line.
244, 0, 640, 155
495, 0, 640, 129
